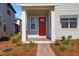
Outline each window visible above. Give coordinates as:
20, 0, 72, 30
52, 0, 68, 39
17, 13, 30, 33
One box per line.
7, 10, 11, 15
3, 23, 6, 32
4, 25, 6, 32
30, 16, 36, 29
61, 15, 77, 28
61, 18, 68, 28
0, 21, 1, 26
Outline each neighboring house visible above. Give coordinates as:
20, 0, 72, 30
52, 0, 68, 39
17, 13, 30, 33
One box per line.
0, 3, 16, 36
15, 19, 22, 34
19, 3, 79, 43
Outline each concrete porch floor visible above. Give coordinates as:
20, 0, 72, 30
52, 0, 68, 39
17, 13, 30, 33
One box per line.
27, 38, 51, 41
24, 38, 53, 43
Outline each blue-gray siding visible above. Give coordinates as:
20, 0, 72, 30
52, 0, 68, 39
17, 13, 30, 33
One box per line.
27, 16, 39, 35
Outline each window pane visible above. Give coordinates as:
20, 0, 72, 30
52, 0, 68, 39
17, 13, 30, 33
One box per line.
31, 19, 35, 24
61, 22, 68, 28
70, 22, 77, 28
61, 18, 68, 22
31, 16, 36, 29
31, 24, 35, 29
70, 18, 77, 22
4, 25, 6, 32
7, 10, 11, 15
0, 21, 1, 26
70, 18, 77, 28
61, 18, 68, 28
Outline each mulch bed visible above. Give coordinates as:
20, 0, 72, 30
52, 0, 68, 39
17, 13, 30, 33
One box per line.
50, 39, 79, 56
0, 41, 37, 56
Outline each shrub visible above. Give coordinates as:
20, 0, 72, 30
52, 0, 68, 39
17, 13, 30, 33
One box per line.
61, 35, 72, 45
11, 36, 18, 43
0, 35, 9, 41
67, 35, 72, 40
11, 32, 21, 43
61, 35, 66, 41
59, 45, 67, 51
62, 39, 70, 45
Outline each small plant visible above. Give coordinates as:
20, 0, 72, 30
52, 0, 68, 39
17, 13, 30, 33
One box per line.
62, 40, 70, 45
59, 45, 67, 51
55, 40, 61, 46
29, 40, 36, 47
67, 35, 72, 40
16, 42, 22, 46
11, 36, 18, 43
61, 35, 72, 45
61, 35, 66, 41
11, 53, 17, 56
11, 32, 21, 43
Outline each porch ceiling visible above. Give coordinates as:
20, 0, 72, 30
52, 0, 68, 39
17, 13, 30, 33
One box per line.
23, 6, 54, 11
27, 10, 49, 16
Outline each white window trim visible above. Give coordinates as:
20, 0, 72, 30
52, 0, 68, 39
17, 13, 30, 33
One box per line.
30, 16, 36, 31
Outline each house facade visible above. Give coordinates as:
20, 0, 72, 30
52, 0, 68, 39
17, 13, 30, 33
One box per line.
20, 3, 79, 43
0, 3, 16, 36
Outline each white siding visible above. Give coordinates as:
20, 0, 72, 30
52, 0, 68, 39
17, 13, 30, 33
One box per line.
55, 3, 79, 39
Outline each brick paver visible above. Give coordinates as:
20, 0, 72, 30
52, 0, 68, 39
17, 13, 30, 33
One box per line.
36, 43, 55, 56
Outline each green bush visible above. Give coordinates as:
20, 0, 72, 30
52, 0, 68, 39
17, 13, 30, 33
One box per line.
59, 45, 67, 51
61, 35, 72, 45
11, 36, 18, 43
62, 39, 70, 45
0, 35, 9, 41
61, 35, 66, 41
67, 35, 72, 40
17, 32, 21, 40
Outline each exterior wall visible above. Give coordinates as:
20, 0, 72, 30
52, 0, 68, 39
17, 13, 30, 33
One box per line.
55, 3, 79, 39
0, 3, 15, 36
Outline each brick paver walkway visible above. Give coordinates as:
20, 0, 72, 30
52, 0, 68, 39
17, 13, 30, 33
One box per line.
36, 43, 55, 56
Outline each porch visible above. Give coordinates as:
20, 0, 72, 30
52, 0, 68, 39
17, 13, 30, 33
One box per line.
21, 4, 56, 43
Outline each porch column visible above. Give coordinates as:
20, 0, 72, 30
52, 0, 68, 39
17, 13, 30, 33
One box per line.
22, 11, 27, 43
51, 10, 55, 43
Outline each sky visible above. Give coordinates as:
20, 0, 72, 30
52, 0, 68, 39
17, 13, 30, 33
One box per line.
11, 3, 22, 19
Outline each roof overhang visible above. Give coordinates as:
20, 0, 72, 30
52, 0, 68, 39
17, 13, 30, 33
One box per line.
18, 3, 59, 11
18, 3, 59, 7
7, 3, 16, 13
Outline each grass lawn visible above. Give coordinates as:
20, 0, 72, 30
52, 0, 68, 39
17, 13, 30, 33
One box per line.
50, 39, 79, 56
0, 40, 37, 56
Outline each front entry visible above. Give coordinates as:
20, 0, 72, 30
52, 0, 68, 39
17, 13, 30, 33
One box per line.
39, 16, 46, 36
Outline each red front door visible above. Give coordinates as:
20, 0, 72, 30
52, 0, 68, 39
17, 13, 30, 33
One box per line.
39, 16, 46, 36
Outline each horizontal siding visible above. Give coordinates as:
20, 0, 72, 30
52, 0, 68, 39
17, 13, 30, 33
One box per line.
27, 16, 39, 35
55, 7, 79, 39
